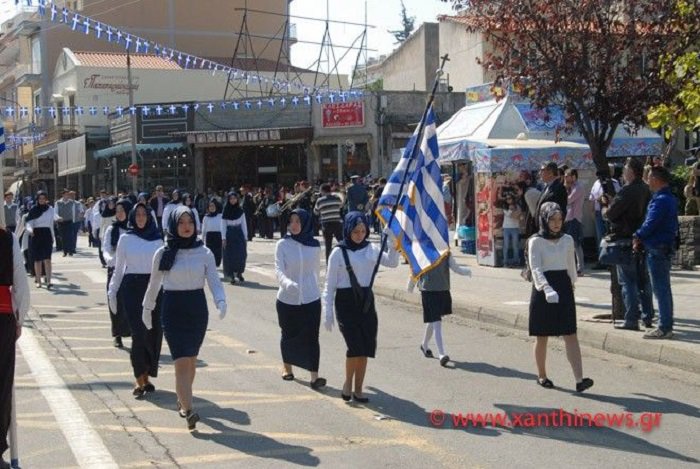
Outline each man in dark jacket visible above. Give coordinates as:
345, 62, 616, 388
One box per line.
605, 158, 653, 331
149, 185, 169, 230
534, 162, 568, 227
345, 175, 369, 213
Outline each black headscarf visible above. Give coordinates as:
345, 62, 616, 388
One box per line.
127, 202, 162, 242
100, 197, 117, 218
137, 192, 150, 204
538, 202, 565, 240
205, 199, 222, 217
285, 208, 320, 247
337, 211, 370, 252
26, 191, 50, 222
168, 189, 181, 204
182, 193, 194, 208
110, 199, 133, 248
158, 206, 203, 271
222, 192, 244, 220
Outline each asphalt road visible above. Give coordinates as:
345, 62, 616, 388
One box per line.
10, 238, 700, 468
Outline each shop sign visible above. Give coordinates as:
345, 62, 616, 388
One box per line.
322, 102, 364, 128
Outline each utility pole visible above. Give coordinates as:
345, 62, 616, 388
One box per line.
127, 50, 138, 193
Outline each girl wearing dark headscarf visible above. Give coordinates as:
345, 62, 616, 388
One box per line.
161, 189, 181, 233
274, 209, 326, 389
25, 191, 56, 289
221, 192, 248, 284
181, 193, 201, 234
202, 199, 224, 267
103, 199, 133, 348
528, 201, 593, 393
142, 206, 227, 430
0, 214, 29, 469
108, 202, 164, 397
94, 196, 117, 269
322, 211, 399, 403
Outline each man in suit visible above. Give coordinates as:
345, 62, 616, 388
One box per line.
534, 162, 568, 228
149, 185, 169, 230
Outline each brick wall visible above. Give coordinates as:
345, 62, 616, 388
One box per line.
674, 216, 700, 269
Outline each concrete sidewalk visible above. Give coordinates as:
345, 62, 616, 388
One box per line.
370, 242, 700, 374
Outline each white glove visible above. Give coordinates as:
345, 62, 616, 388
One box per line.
142, 309, 153, 330
108, 295, 118, 315
544, 286, 559, 304
406, 279, 416, 293
217, 301, 227, 320
323, 314, 334, 332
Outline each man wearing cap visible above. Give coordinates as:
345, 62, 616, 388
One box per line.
345, 175, 369, 214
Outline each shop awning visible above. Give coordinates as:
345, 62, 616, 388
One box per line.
93, 142, 188, 160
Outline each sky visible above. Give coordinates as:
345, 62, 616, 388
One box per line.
290, 0, 455, 75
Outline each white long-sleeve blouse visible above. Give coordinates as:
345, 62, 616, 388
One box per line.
322, 243, 399, 321
201, 214, 224, 239
101, 225, 128, 268
221, 216, 248, 240
527, 234, 577, 292
107, 234, 163, 300
275, 238, 321, 305
142, 245, 226, 313
8, 232, 30, 325
25, 207, 56, 239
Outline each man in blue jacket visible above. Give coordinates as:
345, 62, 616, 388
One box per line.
633, 166, 678, 339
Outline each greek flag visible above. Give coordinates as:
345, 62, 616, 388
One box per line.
376, 106, 449, 279
0, 126, 5, 153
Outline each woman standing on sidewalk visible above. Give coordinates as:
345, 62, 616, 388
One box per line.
275, 209, 326, 389
221, 192, 248, 284
102, 199, 133, 348
142, 206, 227, 430
0, 217, 30, 469
201, 199, 224, 267
323, 212, 399, 403
528, 202, 593, 392
25, 191, 56, 289
108, 202, 164, 397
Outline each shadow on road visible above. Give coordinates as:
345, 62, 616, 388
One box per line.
446, 361, 537, 381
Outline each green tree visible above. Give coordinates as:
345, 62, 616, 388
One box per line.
389, 1, 415, 44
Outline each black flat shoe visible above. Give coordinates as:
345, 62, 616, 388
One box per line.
439, 355, 450, 367
237, 274, 245, 282
420, 345, 433, 358
143, 383, 156, 393
282, 373, 294, 381
310, 377, 326, 390
576, 377, 594, 393
537, 378, 554, 389
185, 410, 200, 430
352, 394, 369, 403
113, 337, 123, 348
132, 386, 145, 398
341, 393, 351, 401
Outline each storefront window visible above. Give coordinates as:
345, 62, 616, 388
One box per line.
319, 143, 370, 181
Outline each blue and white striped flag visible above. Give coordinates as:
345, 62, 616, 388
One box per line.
0, 126, 5, 153
376, 106, 449, 279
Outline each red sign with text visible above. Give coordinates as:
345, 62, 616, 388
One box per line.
322, 102, 364, 128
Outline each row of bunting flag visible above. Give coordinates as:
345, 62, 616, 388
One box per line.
15, 0, 349, 98
1, 93, 364, 121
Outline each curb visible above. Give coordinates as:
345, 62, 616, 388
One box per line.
373, 286, 700, 374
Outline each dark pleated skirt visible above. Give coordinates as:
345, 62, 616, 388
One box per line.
205, 231, 223, 267
276, 299, 321, 371
223, 225, 247, 277
30, 227, 53, 261
120, 274, 163, 378
161, 289, 208, 360
107, 267, 131, 338
421, 290, 453, 323
529, 270, 577, 336
335, 287, 378, 358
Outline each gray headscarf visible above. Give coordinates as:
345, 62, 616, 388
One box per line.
538, 202, 564, 240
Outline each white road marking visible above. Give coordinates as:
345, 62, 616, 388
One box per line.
503, 301, 529, 306
18, 328, 119, 469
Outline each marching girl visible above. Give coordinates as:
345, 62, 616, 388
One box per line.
202, 199, 224, 267
181, 193, 202, 234
108, 202, 164, 397
0, 217, 30, 469
528, 202, 593, 392
408, 252, 472, 367
274, 209, 326, 389
93, 197, 117, 269
323, 212, 399, 403
102, 199, 133, 348
25, 191, 56, 289
161, 189, 182, 234
221, 192, 248, 284
142, 206, 227, 430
